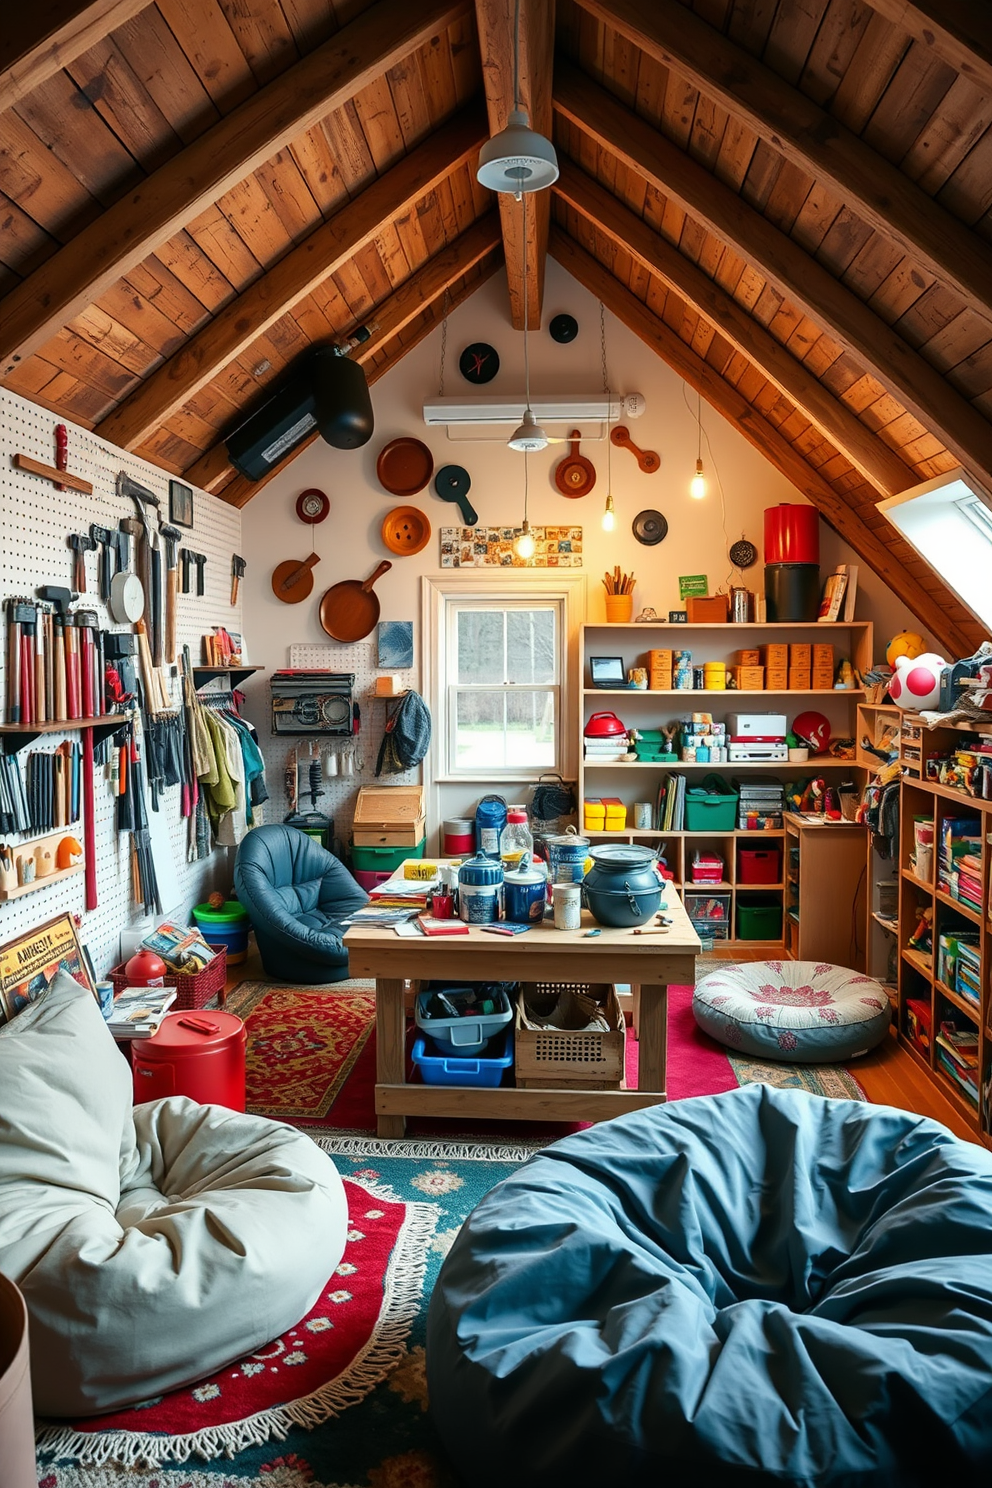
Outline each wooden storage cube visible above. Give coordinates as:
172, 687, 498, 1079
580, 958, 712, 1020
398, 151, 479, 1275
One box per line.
735, 649, 761, 666
765, 668, 788, 690
788, 668, 812, 690
732, 666, 765, 689
812, 643, 834, 669
760, 643, 788, 669
515, 983, 625, 1090
353, 785, 426, 846
649, 671, 673, 690
789, 643, 811, 667
686, 595, 730, 622
812, 668, 835, 691
648, 649, 673, 669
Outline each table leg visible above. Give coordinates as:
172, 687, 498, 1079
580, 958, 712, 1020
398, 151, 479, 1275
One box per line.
376, 977, 406, 1138
634, 983, 667, 1094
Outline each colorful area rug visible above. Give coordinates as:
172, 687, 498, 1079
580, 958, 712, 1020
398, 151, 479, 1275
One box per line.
36, 1141, 529, 1487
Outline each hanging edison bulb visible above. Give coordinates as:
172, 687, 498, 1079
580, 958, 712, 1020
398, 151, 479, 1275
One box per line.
514, 519, 536, 559
601, 493, 616, 531
690, 458, 707, 500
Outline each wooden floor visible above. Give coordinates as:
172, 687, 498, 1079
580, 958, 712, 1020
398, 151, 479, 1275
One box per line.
228, 944, 977, 1144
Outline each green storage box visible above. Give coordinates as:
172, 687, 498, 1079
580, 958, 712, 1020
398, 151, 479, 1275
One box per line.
684, 790, 738, 832
351, 838, 426, 873
737, 899, 784, 941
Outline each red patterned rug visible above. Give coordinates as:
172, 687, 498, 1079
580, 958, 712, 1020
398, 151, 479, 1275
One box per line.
35, 1176, 436, 1468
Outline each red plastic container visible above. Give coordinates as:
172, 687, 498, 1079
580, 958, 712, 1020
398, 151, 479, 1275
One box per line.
738, 847, 781, 884
108, 950, 227, 1011
691, 852, 724, 884
764, 504, 819, 564
354, 867, 391, 892
131, 1010, 247, 1110
442, 819, 475, 855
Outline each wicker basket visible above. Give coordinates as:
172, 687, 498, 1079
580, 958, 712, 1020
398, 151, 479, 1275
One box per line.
107, 948, 227, 1011
514, 982, 625, 1090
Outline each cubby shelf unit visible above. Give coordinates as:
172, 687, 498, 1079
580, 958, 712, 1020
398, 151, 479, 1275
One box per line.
579, 620, 872, 952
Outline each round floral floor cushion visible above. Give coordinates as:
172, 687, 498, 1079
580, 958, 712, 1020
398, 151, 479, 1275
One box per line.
692, 959, 891, 1062
426, 1085, 992, 1488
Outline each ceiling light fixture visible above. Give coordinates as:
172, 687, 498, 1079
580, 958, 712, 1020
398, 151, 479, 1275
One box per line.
690, 388, 707, 500
476, 0, 558, 199
507, 192, 548, 452
513, 451, 536, 559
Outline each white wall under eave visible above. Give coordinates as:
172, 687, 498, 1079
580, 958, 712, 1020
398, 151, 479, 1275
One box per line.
238, 258, 929, 845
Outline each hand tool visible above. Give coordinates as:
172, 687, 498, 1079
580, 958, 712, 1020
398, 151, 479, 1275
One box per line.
230, 555, 246, 605
18, 604, 36, 726
64, 619, 81, 721
160, 524, 182, 664
90, 524, 114, 599
192, 552, 207, 597
36, 588, 74, 723
115, 523, 131, 570
82, 724, 97, 911
5, 600, 27, 723
54, 423, 68, 491
68, 533, 96, 592
34, 608, 45, 723
119, 474, 162, 659
180, 547, 192, 595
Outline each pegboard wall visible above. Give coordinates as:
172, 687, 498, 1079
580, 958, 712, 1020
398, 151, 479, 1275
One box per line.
242, 640, 419, 838
0, 388, 244, 974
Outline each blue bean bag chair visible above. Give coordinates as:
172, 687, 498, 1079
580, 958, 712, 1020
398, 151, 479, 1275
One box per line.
427, 1085, 992, 1488
234, 825, 367, 983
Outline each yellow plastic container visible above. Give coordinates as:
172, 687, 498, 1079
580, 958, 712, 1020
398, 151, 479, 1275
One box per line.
583, 799, 606, 830
605, 594, 633, 623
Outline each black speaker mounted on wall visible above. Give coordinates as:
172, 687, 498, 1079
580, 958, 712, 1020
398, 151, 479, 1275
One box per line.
226, 345, 374, 482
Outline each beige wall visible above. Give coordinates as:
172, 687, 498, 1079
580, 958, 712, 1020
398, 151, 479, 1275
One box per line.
239, 258, 926, 839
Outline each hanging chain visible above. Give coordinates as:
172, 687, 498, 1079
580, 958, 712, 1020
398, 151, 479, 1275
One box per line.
599, 300, 609, 395
601, 301, 613, 494
437, 287, 449, 397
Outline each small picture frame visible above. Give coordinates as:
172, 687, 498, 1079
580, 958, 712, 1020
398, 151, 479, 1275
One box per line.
169, 479, 194, 529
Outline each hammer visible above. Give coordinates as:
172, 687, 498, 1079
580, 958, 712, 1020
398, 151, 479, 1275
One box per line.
191, 552, 207, 597
90, 524, 114, 599
160, 524, 182, 664
68, 533, 96, 592
37, 587, 74, 721
231, 554, 246, 606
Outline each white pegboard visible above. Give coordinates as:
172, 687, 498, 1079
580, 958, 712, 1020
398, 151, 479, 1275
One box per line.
0, 388, 244, 974
245, 639, 419, 835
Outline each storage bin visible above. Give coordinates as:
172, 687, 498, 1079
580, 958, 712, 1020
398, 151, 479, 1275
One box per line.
411, 1026, 514, 1087
686, 595, 729, 622
684, 787, 738, 832
108, 950, 227, 1010
738, 847, 781, 884
353, 867, 391, 892
350, 838, 426, 872
352, 785, 426, 846
414, 986, 513, 1057
691, 851, 724, 884
191, 901, 250, 963
737, 900, 784, 940
684, 891, 731, 927
514, 982, 624, 1090
732, 666, 765, 690
604, 595, 633, 622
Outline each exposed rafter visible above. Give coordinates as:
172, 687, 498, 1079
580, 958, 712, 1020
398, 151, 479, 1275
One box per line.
474, 0, 555, 328
96, 105, 488, 452
0, 0, 470, 378
574, 0, 992, 328
182, 214, 503, 504
553, 64, 992, 496
550, 226, 979, 657
867, 0, 992, 97
554, 161, 915, 497
0, 0, 152, 112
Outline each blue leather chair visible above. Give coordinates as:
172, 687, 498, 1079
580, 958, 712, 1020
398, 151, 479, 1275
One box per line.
234, 826, 368, 984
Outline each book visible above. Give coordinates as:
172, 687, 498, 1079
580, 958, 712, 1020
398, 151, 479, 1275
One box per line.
142, 921, 216, 973
416, 915, 469, 936
841, 564, 858, 621
818, 567, 848, 622
107, 986, 176, 1037
479, 922, 531, 935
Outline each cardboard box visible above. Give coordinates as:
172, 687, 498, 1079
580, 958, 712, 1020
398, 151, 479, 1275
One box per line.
353, 785, 426, 846
648, 649, 673, 668
812, 642, 834, 668
686, 594, 729, 623
812, 667, 835, 690
765, 668, 788, 691
735, 649, 761, 666
759, 643, 788, 669
649, 674, 673, 691
789, 643, 811, 668
788, 668, 811, 690
732, 666, 765, 690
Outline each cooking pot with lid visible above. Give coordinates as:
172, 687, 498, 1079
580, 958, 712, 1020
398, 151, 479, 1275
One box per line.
583, 711, 627, 738
582, 843, 665, 927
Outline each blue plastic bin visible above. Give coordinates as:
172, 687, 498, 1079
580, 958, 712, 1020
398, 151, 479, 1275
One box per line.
414, 987, 513, 1056
411, 1027, 514, 1087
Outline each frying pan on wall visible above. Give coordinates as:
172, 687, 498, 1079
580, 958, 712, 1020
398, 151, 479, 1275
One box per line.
377, 438, 434, 496
272, 554, 320, 603
319, 560, 392, 641
554, 431, 596, 497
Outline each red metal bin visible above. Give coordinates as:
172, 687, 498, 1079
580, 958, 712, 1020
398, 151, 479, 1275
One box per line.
131, 1010, 247, 1111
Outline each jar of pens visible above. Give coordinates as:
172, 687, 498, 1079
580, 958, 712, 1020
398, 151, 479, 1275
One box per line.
603, 567, 634, 623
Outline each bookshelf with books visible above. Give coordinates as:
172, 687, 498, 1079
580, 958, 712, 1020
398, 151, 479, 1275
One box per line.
857, 702, 902, 1004
579, 620, 872, 951
894, 717, 992, 1149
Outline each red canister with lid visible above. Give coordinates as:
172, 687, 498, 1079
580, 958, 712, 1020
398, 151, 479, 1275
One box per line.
442, 819, 474, 855
763, 504, 819, 565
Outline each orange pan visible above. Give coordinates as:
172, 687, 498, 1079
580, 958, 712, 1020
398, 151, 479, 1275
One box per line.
554, 430, 596, 497
319, 560, 392, 641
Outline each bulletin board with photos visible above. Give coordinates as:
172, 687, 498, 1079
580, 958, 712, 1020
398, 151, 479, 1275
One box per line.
440, 525, 583, 567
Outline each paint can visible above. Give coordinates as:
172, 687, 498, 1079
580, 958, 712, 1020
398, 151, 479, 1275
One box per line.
457, 852, 504, 923
543, 831, 590, 883
553, 881, 582, 931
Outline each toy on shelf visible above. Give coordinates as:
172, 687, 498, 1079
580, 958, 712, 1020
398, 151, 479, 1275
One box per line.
907, 904, 934, 956
885, 631, 925, 668
888, 652, 946, 711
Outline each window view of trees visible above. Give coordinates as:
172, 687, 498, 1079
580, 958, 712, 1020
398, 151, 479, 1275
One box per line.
451, 606, 558, 769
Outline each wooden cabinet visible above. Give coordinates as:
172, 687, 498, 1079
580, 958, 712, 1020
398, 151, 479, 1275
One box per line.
784, 814, 867, 968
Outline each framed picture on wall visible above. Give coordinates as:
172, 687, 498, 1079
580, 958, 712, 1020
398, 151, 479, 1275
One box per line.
0, 912, 96, 1026
169, 479, 194, 529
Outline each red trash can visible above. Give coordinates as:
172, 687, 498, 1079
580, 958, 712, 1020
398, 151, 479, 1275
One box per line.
131, 1011, 247, 1111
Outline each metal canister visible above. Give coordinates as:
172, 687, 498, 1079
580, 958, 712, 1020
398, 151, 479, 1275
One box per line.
731, 586, 751, 622
543, 831, 590, 883
457, 852, 504, 923
504, 862, 548, 923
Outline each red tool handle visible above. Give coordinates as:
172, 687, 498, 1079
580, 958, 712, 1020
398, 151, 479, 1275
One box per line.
80, 629, 93, 717
54, 424, 68, 492
82, 726, 97, 911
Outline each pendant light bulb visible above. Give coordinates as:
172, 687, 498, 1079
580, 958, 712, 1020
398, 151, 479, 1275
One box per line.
514, 518, 536, 560
690, 458, 707, 500
602, 492, 616, 531
508, 408, 548, 452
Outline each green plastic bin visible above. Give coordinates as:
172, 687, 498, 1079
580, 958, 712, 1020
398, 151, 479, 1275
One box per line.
736, 899, 784, 941
351, 838, 426, 873
684, 790, 738, 832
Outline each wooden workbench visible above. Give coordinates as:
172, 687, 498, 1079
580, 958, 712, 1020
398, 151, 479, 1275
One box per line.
344, 894, 700, 1137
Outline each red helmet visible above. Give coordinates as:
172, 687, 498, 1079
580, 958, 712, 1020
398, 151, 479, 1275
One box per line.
792, 710, 830, 754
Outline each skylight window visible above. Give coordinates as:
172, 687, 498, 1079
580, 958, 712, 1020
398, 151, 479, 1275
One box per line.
878, 469, 992, 633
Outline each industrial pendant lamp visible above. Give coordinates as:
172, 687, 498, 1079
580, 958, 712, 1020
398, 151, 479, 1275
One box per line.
690, 388, 707, 500
513, 451, 536, 559
507, 193, 548, 453
476, 0, 558, 199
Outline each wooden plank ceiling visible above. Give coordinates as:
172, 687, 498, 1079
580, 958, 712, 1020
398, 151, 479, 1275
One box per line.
1, 0, 991, 653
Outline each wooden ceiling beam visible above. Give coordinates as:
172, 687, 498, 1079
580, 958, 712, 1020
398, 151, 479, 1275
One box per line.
575, 0, 992, 327
474, 0, 555, 329
0, 0, 152, 113
550, 226, 979, 656
182, 213, 503, 504
0, 0, 470, 377
96, 105, 488, 451
554, 65, 992, 497
555, 160, 916, 498
866, 1, 992, 97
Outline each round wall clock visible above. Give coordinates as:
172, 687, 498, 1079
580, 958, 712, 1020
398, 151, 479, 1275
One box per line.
549, 313, 578, 343
296, 488, 330, 524
730, 537, 758, 568
632, 509, 668, 545
458, 342, 499, 384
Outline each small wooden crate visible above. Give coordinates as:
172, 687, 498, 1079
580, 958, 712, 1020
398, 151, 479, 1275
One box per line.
732, 665, 765, 690
647, 649, 673, 668
514, 982, 625, 1090
760, 643, 788, 669
686, 595, 729, 623
765, 668, 788, 690
788, 668, 811, 690
735, 648, 760, 666
789, 642, 812, 668
812, 642, 834, 669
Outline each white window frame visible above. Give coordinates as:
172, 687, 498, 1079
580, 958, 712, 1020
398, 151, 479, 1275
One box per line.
422, 573, 585, 798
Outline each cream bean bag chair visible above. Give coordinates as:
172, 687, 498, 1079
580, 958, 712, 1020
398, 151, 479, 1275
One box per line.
0, 970, 347, 1416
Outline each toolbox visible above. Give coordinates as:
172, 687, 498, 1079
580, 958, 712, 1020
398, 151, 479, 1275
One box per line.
352, 784, 426, 846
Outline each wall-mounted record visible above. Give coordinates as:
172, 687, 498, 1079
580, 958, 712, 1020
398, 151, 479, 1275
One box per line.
632, 509, 668, 545
459, 343, 499, 384
730, 536, 758, 568
549, 314, 578, 343
296, 488, 330, 523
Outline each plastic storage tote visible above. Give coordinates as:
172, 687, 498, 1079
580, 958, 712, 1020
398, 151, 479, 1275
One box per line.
684, 891, 731, 943
350, 839, 426, 873
414, 986, 514, 1057
737, 900, 784, 940
684, 788, 738, 832
411, 1027, 514, 1087
737, 848, 781, 885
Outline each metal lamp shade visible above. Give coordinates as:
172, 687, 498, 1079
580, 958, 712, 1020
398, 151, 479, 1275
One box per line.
477, 111, 559, 194
313, 349, 374, 449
